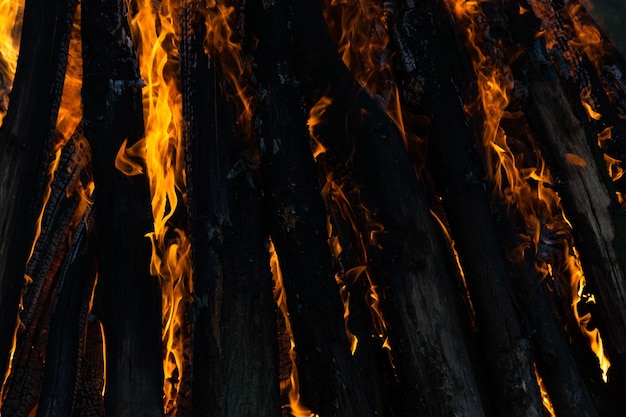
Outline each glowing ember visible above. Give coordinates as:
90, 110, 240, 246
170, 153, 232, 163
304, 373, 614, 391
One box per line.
126, 0, 192, 414
270, 241, 319, 417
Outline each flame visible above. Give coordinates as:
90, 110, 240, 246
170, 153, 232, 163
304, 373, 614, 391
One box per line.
448, 0, 611, 382
0, 0, 24, 122
126, 0, 192, 414
270, 241, 319, 417
202, 0, 254, 136
308, 96, 390, 353
321, 0, 406, 143
534, 365, 556, 417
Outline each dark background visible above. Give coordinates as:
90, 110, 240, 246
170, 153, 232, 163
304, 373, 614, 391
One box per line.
581, 0, 626, 56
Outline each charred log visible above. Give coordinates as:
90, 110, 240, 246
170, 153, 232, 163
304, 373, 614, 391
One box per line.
481, 0, 626, 399
247, 1, 377, 416
388, 0, 545, 415
36, 209, 98, 417
81, 0, 164, 415
288, 0, 487, 415
180, 3, 280, 416
0, 0, 78, 383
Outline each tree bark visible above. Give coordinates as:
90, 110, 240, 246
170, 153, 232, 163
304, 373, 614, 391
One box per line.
81, 0, 164, 415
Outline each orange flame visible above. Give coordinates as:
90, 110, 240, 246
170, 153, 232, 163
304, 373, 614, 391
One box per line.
534, 365, 556, 417
0, 0, 24, 122
308, 96, 390, 353
126, 0, 192, 414
270, 241, 319, 417
448, 0, 611, 382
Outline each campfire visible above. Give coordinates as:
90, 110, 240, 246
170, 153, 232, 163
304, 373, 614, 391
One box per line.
0, 0, 625, 415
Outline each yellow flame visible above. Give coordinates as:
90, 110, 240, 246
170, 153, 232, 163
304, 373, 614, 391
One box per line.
0, 0, 24, 122
309, 96, 390, 353
534, 365, 556, 417
270, 241, 319, 417
126, 0, 192, 414
448, 0, 611, 382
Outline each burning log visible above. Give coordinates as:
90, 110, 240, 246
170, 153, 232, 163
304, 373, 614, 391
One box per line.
388, 0, 546, 415
0, 0, 78, 386
180, 2, 280, 416
477, 0, 626, 398
288, 1, 489, 415
81, 0, 163, 414
3, 0, 626, 415
247, 2, 378, 416
36, 211, 98, 417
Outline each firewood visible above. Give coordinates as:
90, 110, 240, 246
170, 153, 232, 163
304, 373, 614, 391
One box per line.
388, 0, 547, 415
37, 209, 98, 417
287, 1, 488, 415
72, 315, 106, 417
180, 3, 280, 416
482, 0, 626, 399
0, 132, 91, 417
81, 0, 164, 415
247, 1, 377, 416
0, 0, 78, 382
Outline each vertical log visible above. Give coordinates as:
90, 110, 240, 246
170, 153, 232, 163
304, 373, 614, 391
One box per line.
388, 0, 545, 415
0, 0, 77, 380
36, 208, 97, 417
81, 0, 164, 415
288, 1, 487, 415
246, 1, 376, 416
0, 132, 92, 417
180, 3, 280, 416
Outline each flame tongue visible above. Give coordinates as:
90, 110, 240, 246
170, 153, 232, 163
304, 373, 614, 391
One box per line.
126, 0, 192, 414
0, 0, 24, 121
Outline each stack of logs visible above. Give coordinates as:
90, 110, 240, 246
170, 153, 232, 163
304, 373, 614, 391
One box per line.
0, 0, 625, 416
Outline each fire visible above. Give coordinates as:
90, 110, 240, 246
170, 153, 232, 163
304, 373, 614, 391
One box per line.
534, 365, 556, 417
448, 0, 611, 382
321, 0, 406, 142
270, 241, 319, 417
308, 96, 390, 354
0, 0, 24, 121
125, 0, 192, 414
202, 0, 254, 136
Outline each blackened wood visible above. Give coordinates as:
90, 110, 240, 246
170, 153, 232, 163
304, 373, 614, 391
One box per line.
494, 209, 602, 416
180, 4, 280, 417
81, 0, 163, 415
389, 0, 545, 415
0, 0, 78, 382
36, 205, 97, 417
289, 1, 486, 415
487, 0, 626, 399
1, 133, 91, 417
324, 191, 398, 417
72, 316, 106, 417
247, 1, 375, 416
